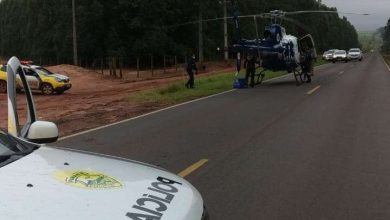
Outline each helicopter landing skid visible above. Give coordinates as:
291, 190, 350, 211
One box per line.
254, 69, 266, 85
293, 68, 306, 86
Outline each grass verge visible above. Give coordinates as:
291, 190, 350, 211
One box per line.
384, 54, 390, 66
128, 70, 285, 105
128, 59, 328, 105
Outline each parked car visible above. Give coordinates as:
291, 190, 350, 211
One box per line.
322, 49, 337, 61
332, 50, 348, 63
0, 63, 71, 95
1, 56, 209, 220
348, 48, 363, 61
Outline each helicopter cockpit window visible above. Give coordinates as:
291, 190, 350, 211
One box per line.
281, 28, 286, 37
264, 30, 272, 40
270, 28, 276, 37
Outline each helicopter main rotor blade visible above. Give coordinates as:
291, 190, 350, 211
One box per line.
165, 14, 269, 28
273, 16, 313, 34
165, 10, 369, 29
285, 10, 370, 16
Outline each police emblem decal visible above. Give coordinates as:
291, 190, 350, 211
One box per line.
53, 170, 123, 189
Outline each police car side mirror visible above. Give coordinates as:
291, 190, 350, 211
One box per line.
27, 121, 59, 144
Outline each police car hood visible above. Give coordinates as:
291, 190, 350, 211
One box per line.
0, 147, 204, 220
51, 73, 69, 80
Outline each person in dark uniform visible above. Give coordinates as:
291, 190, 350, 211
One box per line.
244, 53, 256, 87
185, 55, 198, 88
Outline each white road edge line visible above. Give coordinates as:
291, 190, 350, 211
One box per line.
58, 73, 292, 141
383, 57, 390, 72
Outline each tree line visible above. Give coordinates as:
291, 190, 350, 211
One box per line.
0, 0, 360, 64
382, 19, 390, 53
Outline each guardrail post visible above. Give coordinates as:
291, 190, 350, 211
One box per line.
137, 57, 140, 78
175, 56, 177, 72
151, 55, 154, 76
119, 57, 123, 79
164, 55, 166, 73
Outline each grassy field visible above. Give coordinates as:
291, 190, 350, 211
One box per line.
128, 59, 327, 105
358, 31, 382, 53
358, 31, 375, 52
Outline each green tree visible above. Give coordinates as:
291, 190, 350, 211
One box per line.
382, 19, 390, 53
0, 0, 362, 64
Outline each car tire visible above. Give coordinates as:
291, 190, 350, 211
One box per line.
41, 83, 54, 95
0, 80, 6, 93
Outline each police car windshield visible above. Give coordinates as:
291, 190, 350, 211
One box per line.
0, 131, 39, 166
0, 132, 15, 155
35, 67, 54, 75
0, 131, 35, 155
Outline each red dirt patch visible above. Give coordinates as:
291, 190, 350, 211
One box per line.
0, 62, 234, 137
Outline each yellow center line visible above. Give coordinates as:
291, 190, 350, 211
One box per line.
178, 159, 209, 178
306, 85, 321, 95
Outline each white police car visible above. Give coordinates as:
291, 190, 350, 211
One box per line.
1, 57, 209, 220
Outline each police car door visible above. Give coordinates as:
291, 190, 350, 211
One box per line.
23, 67, 40, 90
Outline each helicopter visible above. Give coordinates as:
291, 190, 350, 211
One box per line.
167, 1, 368, 86
228, 0, 369, 86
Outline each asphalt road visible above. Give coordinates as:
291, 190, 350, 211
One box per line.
56, 53, 390, 220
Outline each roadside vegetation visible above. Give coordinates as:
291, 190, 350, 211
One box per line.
128, 71, 283, 105
358, 31, 377, 52
382, 19, 390, 52
0, 0, 359, 64
381, 18, 390, 65
128, 59, 327, 105
384, 56, 390, 66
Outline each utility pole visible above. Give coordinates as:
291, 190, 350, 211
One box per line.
198, 3, 204, 65
223, 0, 229, 61
72, 0, 78, 66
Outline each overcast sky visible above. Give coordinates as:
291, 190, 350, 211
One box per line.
321, 0, 390, 31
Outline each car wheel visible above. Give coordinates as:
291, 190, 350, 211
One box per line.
41, 83, 54, 95
0, 80, 6, 93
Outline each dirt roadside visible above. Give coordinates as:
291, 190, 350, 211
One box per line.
0, 63, 235, 137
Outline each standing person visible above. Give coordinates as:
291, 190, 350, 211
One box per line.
185, 55, 198, 88
236, 52, 242, 73
301, 45, 315, 83
244, 53, 256, 87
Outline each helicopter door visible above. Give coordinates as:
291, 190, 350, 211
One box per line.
298, 34, 317, 58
